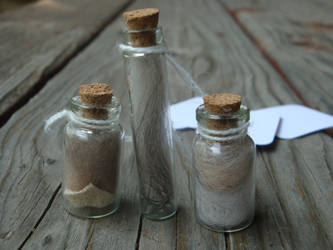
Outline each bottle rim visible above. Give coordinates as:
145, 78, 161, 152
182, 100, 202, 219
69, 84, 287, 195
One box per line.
196, 104, 250, 122
121, 27, 165, 46
70, 95, 121, 124
196, 104, 250, 141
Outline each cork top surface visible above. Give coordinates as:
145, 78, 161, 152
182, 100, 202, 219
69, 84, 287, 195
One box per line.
122, 8, 159, 30
79, 83, 114, 106
203, 93, 241, 114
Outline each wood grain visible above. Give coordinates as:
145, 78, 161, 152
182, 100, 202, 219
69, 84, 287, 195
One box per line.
0, 0, 37, 13
0, 0, 332, 249
222, 0, 333, 113
0, 0, 132, 120
154, 0, 333, 249
23, 148, 140, 250
0, 8, 138, 248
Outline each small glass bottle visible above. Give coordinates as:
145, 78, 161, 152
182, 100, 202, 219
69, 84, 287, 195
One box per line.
63, 83, 124, 218
192, 93, 256, 232
121, 8, 177, 220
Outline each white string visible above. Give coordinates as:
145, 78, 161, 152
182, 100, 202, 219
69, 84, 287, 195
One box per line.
197, 122, 250, 142
44, 109, 70, 133
118, 43, 206, 96
165, 54, 206, 96
118, 44, 168, 54
44, 109, 116, 133
199, 122, 250, 136
118, 43, 252, 141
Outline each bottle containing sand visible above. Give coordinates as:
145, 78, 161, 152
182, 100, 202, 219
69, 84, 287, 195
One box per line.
63, 83, 124, 218
193, 93, 256, 232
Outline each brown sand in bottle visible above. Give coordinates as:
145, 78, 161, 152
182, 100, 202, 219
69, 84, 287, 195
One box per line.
64, 83, 121, 208
195, 93, 255, 229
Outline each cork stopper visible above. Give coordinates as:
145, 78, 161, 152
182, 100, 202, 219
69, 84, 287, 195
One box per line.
79, 83, 114, 106
78, 83, 114, 120
204, 93, 241, 115
122, 8, 159, 47
203, 93, 242, 130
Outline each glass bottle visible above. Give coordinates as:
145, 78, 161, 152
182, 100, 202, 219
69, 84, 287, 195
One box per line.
63, 94, 124, 218
192, 99, 256, 232
121, 9, 177, 220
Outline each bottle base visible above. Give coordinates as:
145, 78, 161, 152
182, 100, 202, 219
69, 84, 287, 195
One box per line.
141, 201, 177, 221
143, 208, 177, 221
64, 199, 119, 219
197, 216, 254, 233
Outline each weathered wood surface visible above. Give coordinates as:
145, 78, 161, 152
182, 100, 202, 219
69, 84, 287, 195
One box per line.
22, 148, 140, 250
0, 0, 132, 120
159, 0, 333, 249
0, 0, 332, 249
0, 0, 37, 13
221, 0, 333, 113
0, 0, 135, 248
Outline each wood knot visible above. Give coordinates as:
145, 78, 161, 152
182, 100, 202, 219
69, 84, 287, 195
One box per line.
42, 234, 52, 246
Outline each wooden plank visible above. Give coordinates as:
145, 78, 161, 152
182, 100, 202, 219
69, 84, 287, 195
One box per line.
23, 148, 140, 250
0, 8, 140, 248
0, 0, 226, 248
221, 0, 333, 113
0, 0, 132, 120
151, 0, 333, 249
0, 0, 36, 13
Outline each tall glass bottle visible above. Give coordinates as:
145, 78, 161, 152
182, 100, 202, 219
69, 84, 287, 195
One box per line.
121, 8, 177, 220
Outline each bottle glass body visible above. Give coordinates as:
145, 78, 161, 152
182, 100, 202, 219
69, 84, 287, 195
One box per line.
192, 105, 255, 232
63, 96, 124, 218
121, 28, 177, 220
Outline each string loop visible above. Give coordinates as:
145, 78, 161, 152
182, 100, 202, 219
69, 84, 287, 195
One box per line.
118, 43, 206, 96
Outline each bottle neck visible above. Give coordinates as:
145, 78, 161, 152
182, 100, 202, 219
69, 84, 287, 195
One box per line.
197, 122, 249, 142
70, 96, 121, 128
196, 104, 250, 142
121, 27, 167, 56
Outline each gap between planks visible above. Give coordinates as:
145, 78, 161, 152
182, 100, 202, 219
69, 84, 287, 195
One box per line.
9, 1, 328, 249
85, 221, 96, 250
11, 1, 137, 249
135, 215, 143, 250
224, 233, 230, 250
0, 0, 135, 129
175, 211, 178, 250
218, 1, 311, 107
219, 1, 333, 138
18, 184, 62, 250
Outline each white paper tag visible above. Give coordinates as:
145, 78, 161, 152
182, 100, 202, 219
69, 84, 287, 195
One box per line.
170, 97, 202, 130
272, 104, 333, 139
248, 109, 280, 145
170, 97, 333, 146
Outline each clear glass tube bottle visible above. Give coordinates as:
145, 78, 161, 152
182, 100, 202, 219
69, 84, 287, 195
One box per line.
63, 93, 124, 219
121, 9, 177, 220
192, 95, 256, 232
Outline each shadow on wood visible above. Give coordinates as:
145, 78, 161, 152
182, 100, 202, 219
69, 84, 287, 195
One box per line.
0, 0, 37, 13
